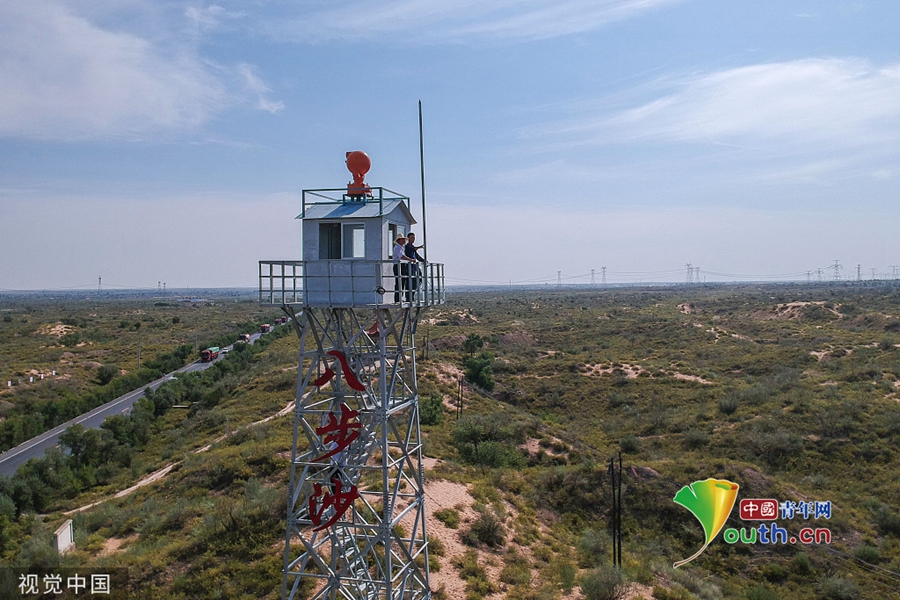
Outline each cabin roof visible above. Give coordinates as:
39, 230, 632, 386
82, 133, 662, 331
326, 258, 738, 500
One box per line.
297, 199, 416, 223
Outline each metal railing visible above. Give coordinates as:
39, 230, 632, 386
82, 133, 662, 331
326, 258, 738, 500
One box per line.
259, 260, 445, 308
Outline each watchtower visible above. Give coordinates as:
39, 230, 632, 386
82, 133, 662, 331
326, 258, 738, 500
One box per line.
259, 152, 444, 600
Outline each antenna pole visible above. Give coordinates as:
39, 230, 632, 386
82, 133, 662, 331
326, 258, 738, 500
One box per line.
418, 100, 428, 264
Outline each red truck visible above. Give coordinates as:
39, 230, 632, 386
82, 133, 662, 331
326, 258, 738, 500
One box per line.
260, 324, 271, 333
200, 347, 220, 362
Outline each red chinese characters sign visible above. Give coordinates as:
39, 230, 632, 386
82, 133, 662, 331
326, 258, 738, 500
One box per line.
306, 349, 366, 530
313, 350, 365, 391
314, 403, 361, 461
307, 402, 363, 529
309, 478, 360, 531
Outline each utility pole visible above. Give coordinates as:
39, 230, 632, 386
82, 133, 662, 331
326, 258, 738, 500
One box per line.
685, 263, 693, 284
891, 266, 900, 280
557, 271, 562, 288
806, 271, 812, 283
608, 453, 623, 568
98, 276, 102, 293
694, 267, 700, 283
601, 266, 607, 285
816, 268, 823, 283
872, 268, 877, 280
591, 269, 595, 286
857, 264, 861, 282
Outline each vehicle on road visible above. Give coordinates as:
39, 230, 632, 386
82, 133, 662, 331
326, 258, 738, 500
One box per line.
236, 333, 251, 343
200, 347, 220, 362
260, 324, 271, 333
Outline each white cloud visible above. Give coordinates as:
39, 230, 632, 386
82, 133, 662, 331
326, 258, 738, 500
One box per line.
541, 59, 900, 148
0, 2, 280, 140
237, 63, 284, 114
265, 0, 681, 44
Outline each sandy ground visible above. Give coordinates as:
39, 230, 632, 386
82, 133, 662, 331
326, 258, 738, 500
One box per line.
519, 437, 566, 458
670, 373, 713, 384
37, 323, 75, 337
415, 478, 480, 599
584, 362, 712, 384
435, 363, 464, 387
98, 534, 138, 557
583, 363, 645, 378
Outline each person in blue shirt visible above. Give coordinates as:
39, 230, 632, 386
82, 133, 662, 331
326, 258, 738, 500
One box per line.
404, 232, 424, 262
404, 233, 425, 300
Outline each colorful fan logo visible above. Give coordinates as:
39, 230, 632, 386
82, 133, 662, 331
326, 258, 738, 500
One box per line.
672, 478, 740, 568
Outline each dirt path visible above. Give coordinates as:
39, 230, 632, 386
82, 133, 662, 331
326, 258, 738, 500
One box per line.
64, 399, 297, 515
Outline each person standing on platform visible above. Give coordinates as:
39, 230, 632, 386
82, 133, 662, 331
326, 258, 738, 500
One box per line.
404, 233, 425, 300
393, 236, 415, 302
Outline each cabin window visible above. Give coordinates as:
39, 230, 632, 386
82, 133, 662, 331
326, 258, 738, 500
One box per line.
343, 224, 365, 258
319, 223, 341, 259
319, 222, 366, 259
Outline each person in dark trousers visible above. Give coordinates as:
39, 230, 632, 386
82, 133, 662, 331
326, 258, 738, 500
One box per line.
404, 233, 425, 300
392, 236, 415, 302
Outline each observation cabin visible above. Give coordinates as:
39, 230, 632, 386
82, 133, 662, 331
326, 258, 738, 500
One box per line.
259, 152, 445, 308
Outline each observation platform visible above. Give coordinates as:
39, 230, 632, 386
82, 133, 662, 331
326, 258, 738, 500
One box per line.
258, 260, 445, 308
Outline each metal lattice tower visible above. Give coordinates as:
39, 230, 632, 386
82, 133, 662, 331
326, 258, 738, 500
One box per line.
278, 305, 432, 600
259, 153, 444, 600
831, 260, 842, 281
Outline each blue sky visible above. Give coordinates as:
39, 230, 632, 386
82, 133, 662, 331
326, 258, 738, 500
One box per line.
1, 1, 899, 288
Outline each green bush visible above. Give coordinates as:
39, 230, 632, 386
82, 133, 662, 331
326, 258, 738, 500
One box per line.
452, 550, 498, 600
652, 587, 691, 600
462, 333, 484, 357
718, 394, 739, 415
580, 565, 626, 600
420, 393, 444, 426
464, 352, 495, 391
792, 552, 812, 575
499, 550, 531, 585
578, 528, 610, 568
95, 364, 119, 385
619, 434, 641, 454
817, 576, 860, 600
434, 508, 460, 529
682, 429, 709, 449
452, 414, 526, 467
745, 586, 779, 600
870, 502, 900, 535
557, 559, 577, 591
853, 544, 880, 563
460, 506, 506, 548
760, 563, 786, 582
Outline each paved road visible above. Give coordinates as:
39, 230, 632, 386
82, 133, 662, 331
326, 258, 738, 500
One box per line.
0, 332, 264, 477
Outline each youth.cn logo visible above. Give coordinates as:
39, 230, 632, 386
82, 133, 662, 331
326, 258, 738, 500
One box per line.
672, 478, 740, 568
